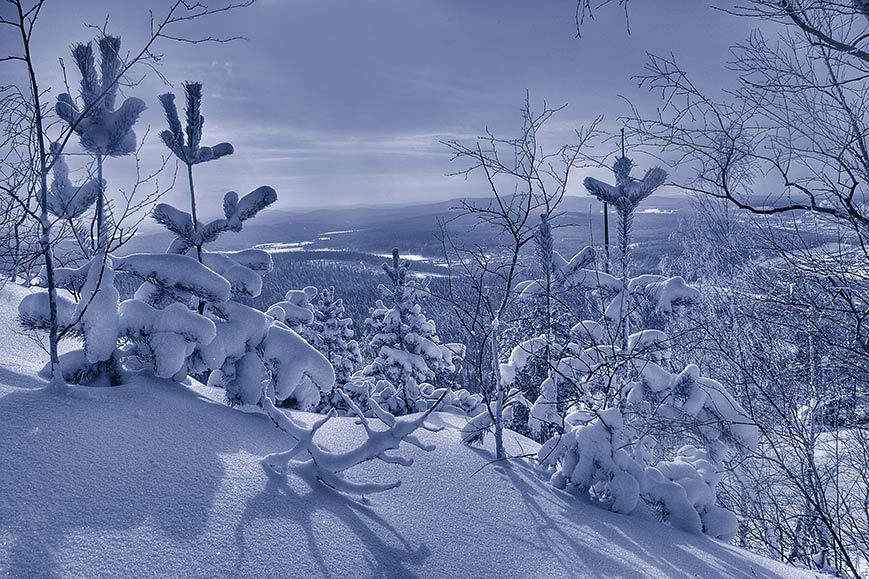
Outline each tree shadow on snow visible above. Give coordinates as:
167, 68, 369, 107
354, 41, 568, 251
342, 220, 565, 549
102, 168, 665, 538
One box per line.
0, 365, 52, 390
0, 378, 248, 578
467, 445, 795, 579
233, 473, 431, 578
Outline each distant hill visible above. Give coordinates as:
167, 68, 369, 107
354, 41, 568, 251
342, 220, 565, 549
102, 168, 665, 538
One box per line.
122, 194, 694, 274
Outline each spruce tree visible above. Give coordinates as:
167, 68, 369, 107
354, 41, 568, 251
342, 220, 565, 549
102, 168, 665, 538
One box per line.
308, 286, 362, 385
359, 248, 463, 415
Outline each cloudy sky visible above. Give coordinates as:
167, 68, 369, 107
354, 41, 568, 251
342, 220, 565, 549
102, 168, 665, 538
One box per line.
2, 1, 756, 211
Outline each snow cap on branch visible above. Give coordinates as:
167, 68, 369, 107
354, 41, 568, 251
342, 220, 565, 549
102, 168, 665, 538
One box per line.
45, 143, 102, 219
55, 35, 146, 156
583, 156, 667, 214
159, 82, 234, 165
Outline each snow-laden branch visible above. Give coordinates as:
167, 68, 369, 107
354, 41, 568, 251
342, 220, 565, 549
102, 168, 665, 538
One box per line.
261, 391, 442, 496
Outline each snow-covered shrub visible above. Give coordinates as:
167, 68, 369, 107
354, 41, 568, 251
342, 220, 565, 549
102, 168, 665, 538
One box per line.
539, 408, 645, 515
355, 249, 465, 415
645, 445, 739, 540
530, 154, 755, 539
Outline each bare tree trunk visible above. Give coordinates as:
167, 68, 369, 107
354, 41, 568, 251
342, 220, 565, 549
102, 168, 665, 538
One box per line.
618, 208, 631, 350
11, 215, 21, 281
491, 318, 505, 459
187, 162, 202, 262
15, 0, 63, 386
94, 153, 106, 252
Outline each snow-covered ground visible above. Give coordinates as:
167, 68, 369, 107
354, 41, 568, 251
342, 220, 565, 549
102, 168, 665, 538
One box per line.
0, 284, 815, 578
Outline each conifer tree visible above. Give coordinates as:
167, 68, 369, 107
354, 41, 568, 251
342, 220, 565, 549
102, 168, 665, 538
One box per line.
528, 154, 755, 540
159, 82, 234, 263
584, 155, 666, 348
308, 286, 362, 385
55, 35, 146, 252
508, 217, 594, 440
358, 249, 464, 415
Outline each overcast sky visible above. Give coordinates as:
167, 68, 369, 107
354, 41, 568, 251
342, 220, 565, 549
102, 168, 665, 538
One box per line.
2, 1, 756, 212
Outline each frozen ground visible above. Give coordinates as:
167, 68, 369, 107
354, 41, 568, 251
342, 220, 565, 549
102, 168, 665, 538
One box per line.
0, 284, 816, 578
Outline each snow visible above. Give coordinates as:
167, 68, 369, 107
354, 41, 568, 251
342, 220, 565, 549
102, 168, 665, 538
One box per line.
114, 253, 232, 304
45, 148, 102, 220
267, 287, 317, 328
262, 321, 335, 408
74, 254, 121, 364
0, 286, 816, 579
120, 300, 216, 379
641, 276, 701, 314
499, 335, 547, 386
18, 290, 76, 330
201, 251, 264, 298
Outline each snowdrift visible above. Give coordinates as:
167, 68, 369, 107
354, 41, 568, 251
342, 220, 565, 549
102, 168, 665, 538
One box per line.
0, 286, 814, 578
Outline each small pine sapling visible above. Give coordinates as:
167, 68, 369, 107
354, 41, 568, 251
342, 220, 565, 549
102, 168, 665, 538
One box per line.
159, 82, 234, 262
584, 154, 667, 348
55, 35, 146, 252
356, 248, 465, 415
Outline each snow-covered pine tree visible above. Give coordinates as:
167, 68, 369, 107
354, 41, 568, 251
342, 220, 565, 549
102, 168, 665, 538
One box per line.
267, 285, 342, 410
583, 154, 667, 348
19, 40, 147, 386
55, 35, 146, 253
506, 215, 594, 440
300, 286, 363, 410
159, 82, 233, 264
355, 248, 464, 415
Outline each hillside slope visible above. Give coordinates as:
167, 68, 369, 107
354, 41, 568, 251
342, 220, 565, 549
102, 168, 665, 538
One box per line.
0, 285, 815, 579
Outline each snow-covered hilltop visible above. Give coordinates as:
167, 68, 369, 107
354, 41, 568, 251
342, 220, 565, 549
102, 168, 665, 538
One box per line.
5, 2, 868, 576
0, 284, 815, 578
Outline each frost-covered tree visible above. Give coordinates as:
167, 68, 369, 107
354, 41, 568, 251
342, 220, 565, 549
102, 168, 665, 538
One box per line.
1, 0, 266, 389
508, 216, 595, 440
354, 249, 464, 415
507, 156, 758, 540
584, 154, 667, 348
55, 35, 146, 252
443, 97, 600, 458
308, 286, 362, 384
19, 33, 146, 387
503, 240, 758, 540
145, 183, 281, 397
267, 285, 343, 409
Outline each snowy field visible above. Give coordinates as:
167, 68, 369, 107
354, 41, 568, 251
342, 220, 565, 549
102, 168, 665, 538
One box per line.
0, 284, 816, 578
